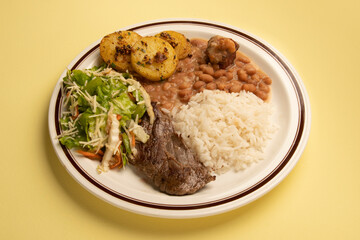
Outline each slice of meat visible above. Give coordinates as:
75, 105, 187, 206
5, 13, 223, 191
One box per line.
131, 103, 215, 195
205, 35, 239, 69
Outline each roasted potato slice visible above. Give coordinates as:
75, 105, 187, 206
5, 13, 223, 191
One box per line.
100, 31, 142, 72
155, 31, 192, 59
131, 36, 178, 81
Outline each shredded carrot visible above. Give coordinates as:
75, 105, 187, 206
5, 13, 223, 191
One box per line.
108, 135, 123, 169
130, 131, 135, 147
116, 114, 122, 121
71, 105, 79, 120
77, 150, 102, 160
96, 149, 104, 156
109, 153, 122, 169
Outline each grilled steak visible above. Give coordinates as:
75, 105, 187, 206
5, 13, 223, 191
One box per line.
131, 104, 215, 195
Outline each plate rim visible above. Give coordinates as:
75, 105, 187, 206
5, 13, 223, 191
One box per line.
48, 18, 311, 218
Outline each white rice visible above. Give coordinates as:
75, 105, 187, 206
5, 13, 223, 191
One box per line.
171, 90, 277, 173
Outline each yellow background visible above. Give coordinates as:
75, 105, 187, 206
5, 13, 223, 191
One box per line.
1, 0, 359, 239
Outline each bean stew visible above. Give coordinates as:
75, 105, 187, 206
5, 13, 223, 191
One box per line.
141, 37, 272, 111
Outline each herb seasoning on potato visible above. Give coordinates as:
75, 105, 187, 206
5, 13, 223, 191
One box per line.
155, 30, 192, 60
100, 31, 142, 72
130, 36, 178, 81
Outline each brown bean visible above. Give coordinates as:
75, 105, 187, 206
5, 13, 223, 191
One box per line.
170, 77, 183, 84
181, 95, 192, 102
199, 74, 214, 83
229, 84, 242, 93
179, 82, 192, 89
194, 71, 203, 76
224, 83, 233, 90
198, 87, 205, 92
200, 64, 215, 75
237, 69, 248, 82
193, 81, 206, 90
263, 77, 272, 85
255, 90, 267, 100
237, 53, 251, 63
187, 72, 195, 79
257, 71, 267, 79
162, 82, 171, 91
244, 64, 257, 75
242, 83, 257, 93
206, 82, 217, 90
214, 69, 226, 78
218, 76, 228, 82
161, 102, 173, 110
226, 72, 233, 80
217, 82, 226, 90
259, 82, 270, 93
235, 61, 245, 68
229, 79, 240, 85
178, 89, 192, 98
247, 77, 259, 85
213, 64, 220, 71
251, 74, 260, 83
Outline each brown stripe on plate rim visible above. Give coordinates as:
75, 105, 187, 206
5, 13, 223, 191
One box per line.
55, 20, 306, 210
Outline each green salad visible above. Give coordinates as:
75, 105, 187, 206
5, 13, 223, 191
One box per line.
58, 65, 153, 172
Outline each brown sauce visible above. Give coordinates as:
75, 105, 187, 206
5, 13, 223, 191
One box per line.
141, 38, 272, 111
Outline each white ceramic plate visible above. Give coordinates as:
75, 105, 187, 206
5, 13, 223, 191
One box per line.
48, 18, 311, 218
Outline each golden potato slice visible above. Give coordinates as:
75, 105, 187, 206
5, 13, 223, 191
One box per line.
100, 31, 142, 72
131, 36, 178, 81
155, 31, 192, 59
